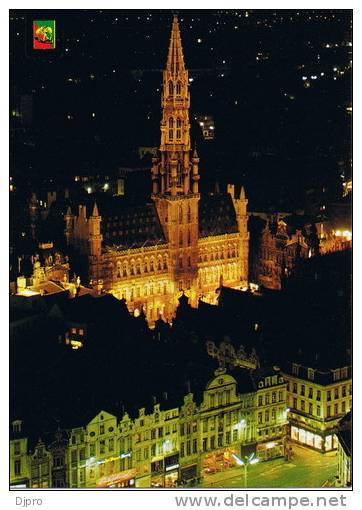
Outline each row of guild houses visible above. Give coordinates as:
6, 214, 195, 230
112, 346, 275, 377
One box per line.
10, 366, 289, 488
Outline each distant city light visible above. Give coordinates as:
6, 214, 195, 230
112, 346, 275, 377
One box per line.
197, 38, 202, 43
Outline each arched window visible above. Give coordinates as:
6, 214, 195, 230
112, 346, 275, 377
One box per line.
168, 117, 174, 141
168, 81, 174, 96
179, 230, 183, 246
188, 229, 191, 245
176, 118, 181, 140
187, 205, 191, 223
179, 205, 183, 222
176, 82, 182, 95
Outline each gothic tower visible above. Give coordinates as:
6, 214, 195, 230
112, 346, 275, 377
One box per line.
152, 16, 200, 302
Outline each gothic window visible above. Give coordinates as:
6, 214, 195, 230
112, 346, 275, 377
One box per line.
168, 81, 174, 96
179, 230, 183, 246
168, 117, 174, 141
176, 118, 182, 140
179, 256, 183, 269
150, 259, 155, 272
179, 206, 183, 223
187, 205, 191, 223
176, 81, 182, 95
157, 258, 163, 271
136, 259, 141, 274
188, 229, 191, 245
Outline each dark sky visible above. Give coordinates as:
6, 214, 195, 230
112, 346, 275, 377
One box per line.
10, 9, 352, 209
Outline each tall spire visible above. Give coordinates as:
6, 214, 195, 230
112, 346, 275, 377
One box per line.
152, 15, 198, 197
166, 16, 186, 74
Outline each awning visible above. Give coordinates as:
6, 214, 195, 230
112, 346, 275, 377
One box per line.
96, 468, 137, 487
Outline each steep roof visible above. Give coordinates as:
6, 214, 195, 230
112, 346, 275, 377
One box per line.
199, 193, 238, 238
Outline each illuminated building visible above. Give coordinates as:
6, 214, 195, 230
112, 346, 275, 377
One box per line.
255, 219, 309, 290
336, 412, 351, 487
29, 439, 52, 488
10, 420, 30, 488
13, 366, 286, 488
254, 368, 288, 460
64, 16, 249, 324
283, 362, 352, 453
196, 114, 215, 140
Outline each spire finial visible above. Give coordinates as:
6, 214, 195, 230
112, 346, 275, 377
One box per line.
166, 15, 186, 74
92, 201, 99, 217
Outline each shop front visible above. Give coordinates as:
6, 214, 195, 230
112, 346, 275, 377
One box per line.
10, 478, 29, 489
180, 464, 198, 485
96, 468, 137, 488
202, 447, 238, 475
151, 459, 164, 487
291, 425, 338, 452
164, 454, 180, 488
257, 439, 284, 460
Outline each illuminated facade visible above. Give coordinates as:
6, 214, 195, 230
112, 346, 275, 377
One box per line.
64, 16, 249, 323
336, 412, 351, 487
10, 420, 30, 488
255, 219, 309, 290
10, 367, 286, 488
283, 362, 352, 453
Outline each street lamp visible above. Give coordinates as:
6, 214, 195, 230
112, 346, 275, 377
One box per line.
232, 452, 259, 488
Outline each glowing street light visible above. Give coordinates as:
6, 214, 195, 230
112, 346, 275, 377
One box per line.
232, 452, 259, 487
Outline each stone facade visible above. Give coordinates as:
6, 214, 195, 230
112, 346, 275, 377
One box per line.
10, 367, 288, 488
283, 362, 352, 453
255, 219, 309, 290
64, 17, 249, 324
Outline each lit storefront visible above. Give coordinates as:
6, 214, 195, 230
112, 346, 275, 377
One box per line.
150, 459, 164, 487
291, 426, 337, 452
96, 468, 137, 488
202, 448, 238, 474
164, 454, 180, 488
257, 439, 284, 460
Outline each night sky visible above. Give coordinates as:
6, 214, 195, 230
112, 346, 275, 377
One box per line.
10, 9, 352, 210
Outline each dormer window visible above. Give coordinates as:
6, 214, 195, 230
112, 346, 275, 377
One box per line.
292, 363, 299, 376
307, 368, 315, 380
12, 420, 22, 434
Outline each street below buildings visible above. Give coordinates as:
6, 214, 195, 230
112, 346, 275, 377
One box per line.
199, 445, 337, 489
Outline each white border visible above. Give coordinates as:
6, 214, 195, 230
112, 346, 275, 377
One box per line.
2, 2, 359, 509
